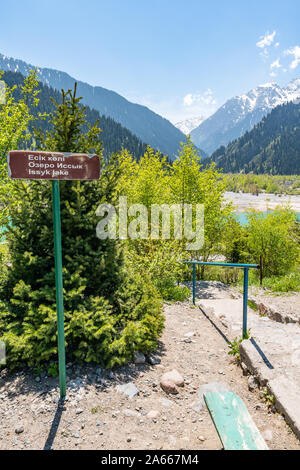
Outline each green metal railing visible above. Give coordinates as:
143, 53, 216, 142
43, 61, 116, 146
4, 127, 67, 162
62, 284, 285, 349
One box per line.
184, 261, 260, 338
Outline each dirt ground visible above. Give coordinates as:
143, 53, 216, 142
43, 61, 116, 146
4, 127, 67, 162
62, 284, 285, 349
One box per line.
249, 287, 300, 322
0, 301, 299, 450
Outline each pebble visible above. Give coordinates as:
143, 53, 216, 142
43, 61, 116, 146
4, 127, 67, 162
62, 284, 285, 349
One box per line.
160, 369, 184, 395
262, 429, 273, 442
123, 409, 139, 418
241, 362, 249, 375
116, 382, 140, 400
147, 410, 160, 419
160, 398, 173, 407
134, 353, 146, 364
248, 376, 258, 392
184, 332, 196, 338
147, 355, 161, 365
15, 426, 24, 434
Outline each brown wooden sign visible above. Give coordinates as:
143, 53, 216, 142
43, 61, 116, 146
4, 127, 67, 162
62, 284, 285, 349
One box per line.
7, 151, 100, 181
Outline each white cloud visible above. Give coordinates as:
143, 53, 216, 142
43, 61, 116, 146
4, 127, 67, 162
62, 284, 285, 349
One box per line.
183, 89, 216, 107
284, 45, 300, 69
275, 42, 280, 48
183, 94, 194, 106
256, 31, 276, 49
270, 59, 281, 69
180, 89, 217, 122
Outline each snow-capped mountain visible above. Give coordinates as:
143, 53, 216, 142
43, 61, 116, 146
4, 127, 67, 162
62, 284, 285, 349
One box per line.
174, 116, 205, 135
0, 52, 187, 159
191, 79, 300, 155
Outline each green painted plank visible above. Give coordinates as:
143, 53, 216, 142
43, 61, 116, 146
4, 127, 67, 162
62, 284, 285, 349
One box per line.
204, 392, 268, 450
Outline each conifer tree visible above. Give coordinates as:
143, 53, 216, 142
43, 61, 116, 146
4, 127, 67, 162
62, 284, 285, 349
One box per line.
0, 85, 164, 368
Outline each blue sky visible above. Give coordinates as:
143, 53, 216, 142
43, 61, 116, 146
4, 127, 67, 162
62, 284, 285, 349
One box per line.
1, 0, 300, 122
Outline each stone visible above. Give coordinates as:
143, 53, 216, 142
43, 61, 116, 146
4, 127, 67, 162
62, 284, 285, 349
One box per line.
96, 368, 102, 376
160, 379, 179, 395
184, 332, 196, 338
147, 410, 160, 419
262, 429, 273, 442
76, 408, 83, 415
248, 376, 258, 392
160, 398, 173, 407
161, 369, 184, 387
134, 353, 146, 364
35, 377, 41, 383
15, 426, 24, 434
160, 369, 184, 395
116, 382, 140, 399
122, 409, 139, 418
147, 355, 161, 365
241, 362, 249, 376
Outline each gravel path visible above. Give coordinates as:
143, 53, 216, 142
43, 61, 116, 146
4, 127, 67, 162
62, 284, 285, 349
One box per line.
0, 301, 299, 450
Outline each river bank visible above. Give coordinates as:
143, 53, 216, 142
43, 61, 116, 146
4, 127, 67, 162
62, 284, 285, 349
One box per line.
225, 191, 300, 213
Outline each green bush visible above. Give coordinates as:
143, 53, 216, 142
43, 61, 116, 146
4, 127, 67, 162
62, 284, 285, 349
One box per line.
0, 243, 9, 288
0, 263, 164, 368
263, 271, 300, 293
156, 276, 190, 302
246, 209, 300, 280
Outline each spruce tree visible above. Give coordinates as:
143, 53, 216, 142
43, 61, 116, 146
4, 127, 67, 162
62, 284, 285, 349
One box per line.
0, 85, 164, 368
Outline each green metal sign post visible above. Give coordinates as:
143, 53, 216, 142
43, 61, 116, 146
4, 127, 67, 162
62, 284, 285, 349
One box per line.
8, 151, 100, 399
52, 180, 66, 398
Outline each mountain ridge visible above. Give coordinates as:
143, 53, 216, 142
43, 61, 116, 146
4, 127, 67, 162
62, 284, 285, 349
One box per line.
174, 116, 205, 135
190, 79, 300, 155
0, 52, 192, 160
208, 101, 300, 175
2, 70, 149, 160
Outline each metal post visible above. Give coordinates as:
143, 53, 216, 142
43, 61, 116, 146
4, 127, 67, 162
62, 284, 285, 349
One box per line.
243, 268, 249, 339
52, 180, 66, 398
193, 263, 196, 305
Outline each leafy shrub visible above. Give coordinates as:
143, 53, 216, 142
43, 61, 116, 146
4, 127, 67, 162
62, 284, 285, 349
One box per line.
0, 243, 9, 288
263, 271, 300, 293
246, 208, 299, 280
156, 276, 190, 302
